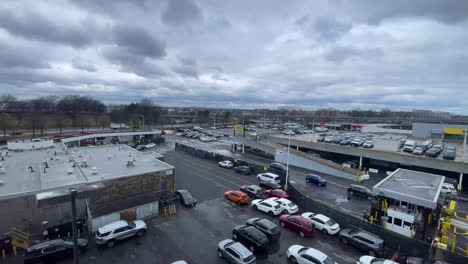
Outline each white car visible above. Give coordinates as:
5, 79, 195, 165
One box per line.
257, 172, 280, 184
283, 130, 295, 136
324, 136, 333, 143
270, 198, 298, 214
301, 212, 340, 235
440, 183, 457, 195
218, 160, 234, 168
287, 245, 337, 264
357, 256, 398, 264
145, 143, 156, 148
251, 198, 282, 216
362, 141, 374, 148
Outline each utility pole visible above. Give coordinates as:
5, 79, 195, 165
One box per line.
213, 113, 216, 129
70, 188, 79, 264
284, 137, 291, 191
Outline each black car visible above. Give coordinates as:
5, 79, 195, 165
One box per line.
259, 181, 281, 190
343, 161, 358, 168
175, 189, 198, 207
232, 225, 269, 253
426, 146, 442, 157
442, 146, 456, 160
246, 218, 281, 242
240, 185, 265, 199
234, 166, 252, 175
24, 238, 88, 264
347, 184, 373, 199
269, 162, 288, 173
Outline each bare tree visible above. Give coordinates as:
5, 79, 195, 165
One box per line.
0, 94, 17, 111
0, 113, 13, 141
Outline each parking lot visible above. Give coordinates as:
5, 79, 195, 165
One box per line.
275, 131, 467, 163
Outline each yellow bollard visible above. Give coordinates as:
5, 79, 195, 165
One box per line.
428, 212, 432, 225
78, 229, 80, 237
263, 166, 267, 171
451, 234, 456, 253
13, 246, 16, 257
357, 174, 362, 184
2, 249, 5, 259
68, 232, 70, 238
465, 244, 468, 256
369, 215, 374, 223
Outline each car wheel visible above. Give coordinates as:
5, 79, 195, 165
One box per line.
341, 237, 348, 244
369, 250, 376, 257
290, 256, 297, 263
299, 231, 305, 237
106, 240, 115, 248
217, 249, 223, 258
253, 205, 258, 210
306, 179, 310, 183
236, 201, 241, 206
318, 183, 322, 186
136, 229, 146, 237
280, 221, 285, 227
283, 209, 288, 214
233, 233, 238, 240
322, 228, 328, 235
268, 211, 274, 217
349, 191, 354, 196
250, 245, 255, 252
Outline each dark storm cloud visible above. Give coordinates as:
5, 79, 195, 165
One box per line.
0, 43, 49, 69
324, 45, 383, 63
172, 57, 198, 77
162, 0, 203, 26
297, 16, 352, 41
112, 24, 166, 58
0, 9, 99, 47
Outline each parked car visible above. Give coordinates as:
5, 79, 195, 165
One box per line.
339, 229, 384, 256
175, 189, 198, 208
433, 142, 444, 150
24, 238, 88, 264
398, 140, 406, 149
269, 162, 288, 173
287, 245, 337, 264
269, 198, 298, 214
301, 212, 340, 235
339, 139, 352, 145
440, 183, 458, 195
145, 143, 156, 149
426, 146, 442, 157
234, 166, 252, 175
305, 174, 327, 186
264, 189, 289, 199
246, 218, 281, 242
219, 160, 234, 168
317, 136, 326, 142
251, 198, 283, 216
136, 145, 146, 151
442, 146, 456, 160
350, 138, 364, 147
257, 172, 280, 183
240, 185, 264, 199
362, 141, 374, 148
347, 185, 373, 199
402, 140, 416, 152
357, 256, 398, 264
343, 161, 358, 169
217, 239, 256, 264
324, 136, 333, 143
259, 181, 281, 190
283, 130, 295, 136
95, 220, 147, 248
225, 190, 250, 205
279, 214, 314, 237
232, 225, 269, 253
412, 145, 425, 155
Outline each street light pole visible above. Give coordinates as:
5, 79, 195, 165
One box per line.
137, 115, 145, 130
213, 113, 216, 129
285, 137, 291, 191
69, 188, 79, 264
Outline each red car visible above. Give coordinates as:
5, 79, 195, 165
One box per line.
279, 214, 314, 237
264, 189, 289, 199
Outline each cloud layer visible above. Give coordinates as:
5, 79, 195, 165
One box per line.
0, 0, 467, 112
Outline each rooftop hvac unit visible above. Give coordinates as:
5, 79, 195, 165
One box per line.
126, 160, 135, 167
0, 167, 5, 174
91, 167, 98, 175
67, 168, 74, 174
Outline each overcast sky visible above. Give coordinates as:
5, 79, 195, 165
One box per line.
1, 0, 468, 112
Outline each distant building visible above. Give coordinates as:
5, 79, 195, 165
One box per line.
412, 122, 467, 141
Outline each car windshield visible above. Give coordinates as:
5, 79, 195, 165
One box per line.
326, 219, 337, 226
370, 258, 387, 264
243, 254, 255, 262
323, 256, 335, 264
96, 230, 111, 237
274, 204, 281, 209
127, 221, 136, 228
298, 247, 309, 254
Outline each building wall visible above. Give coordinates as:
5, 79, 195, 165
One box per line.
412, 123, 467, 139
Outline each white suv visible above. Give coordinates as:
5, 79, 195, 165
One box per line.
251, 198, 282, 216
95, 220, 147, 248
257, 172, 280, 184
301, 212, 340, 235
270, 198, 298, 214
441, 183, 457, 195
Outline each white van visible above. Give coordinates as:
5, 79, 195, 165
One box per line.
441, 183, 457, 195
257, 172, 280, 183
403, 140, 416, 152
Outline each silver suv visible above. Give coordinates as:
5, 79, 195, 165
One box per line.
217, 239, 256, 264
95, 220, 147, 248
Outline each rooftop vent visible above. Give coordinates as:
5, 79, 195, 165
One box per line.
91, 167, 98, 175
0, 167, 5, 174
126, 160, 135, 167
67, 168, 74, 174
81, 159, 88, 168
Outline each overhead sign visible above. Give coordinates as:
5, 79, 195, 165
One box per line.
234, 125, 244, 131
444, 128, 465, 135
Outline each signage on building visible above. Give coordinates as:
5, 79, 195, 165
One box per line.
234, 125, 244, 131
443, 128, 465, 135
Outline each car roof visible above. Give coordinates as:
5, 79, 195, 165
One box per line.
246, 185, 262, 190
254, 218, 276, 228
29, 239, 67, 250
228, 241, 253, 257
292, 215, 312, 225
304, 248, 328, 262
262, 172, 279, 177
277, 198, 292, 203
98, 220, 129, 232
353, 230, 383, 242
313, 214, 330, 221
262, 198, 279, 205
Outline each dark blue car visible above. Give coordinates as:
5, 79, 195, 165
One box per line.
305, 174, 327, 186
